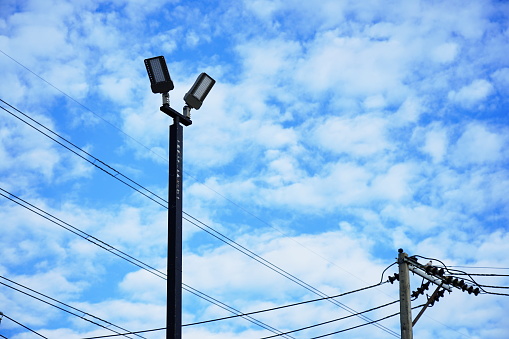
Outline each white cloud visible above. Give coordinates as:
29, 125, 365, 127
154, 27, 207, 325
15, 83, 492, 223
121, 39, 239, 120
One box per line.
245, 0, 282, 20
0, 118, 60, 181
370, 163, 416, 202
430, 42, 459, 63
382, 204, 440, 232
313, 114, 390, 157
452, 123, 506, 166
421, 124, 449, 164
393, 96, 426, 125
448, 79, 494, 108
491, 67, 509, 93
295, 32, 408, 98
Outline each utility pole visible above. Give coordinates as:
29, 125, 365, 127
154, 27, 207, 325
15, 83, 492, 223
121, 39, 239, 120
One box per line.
398, 249, 413, 339
390, 250, 481, 336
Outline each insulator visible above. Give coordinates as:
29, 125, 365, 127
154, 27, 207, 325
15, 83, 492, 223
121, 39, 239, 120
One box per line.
452, 278, 459, 287
473, 288, 480, 296
388, 273, 399, 284
462, 284, 468, 292
444, 276, 453, 284
467, 286, 474, 294
438, 268, 445, 276
423, 282, 430, 290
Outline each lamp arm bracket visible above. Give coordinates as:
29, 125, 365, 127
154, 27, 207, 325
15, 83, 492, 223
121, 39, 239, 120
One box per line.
160, 104, 192, 126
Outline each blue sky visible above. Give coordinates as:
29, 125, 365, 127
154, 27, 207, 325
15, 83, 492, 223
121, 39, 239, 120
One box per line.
1, 0, 509, 338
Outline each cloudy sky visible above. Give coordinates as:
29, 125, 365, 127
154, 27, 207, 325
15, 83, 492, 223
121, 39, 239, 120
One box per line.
1, 0, 508, 338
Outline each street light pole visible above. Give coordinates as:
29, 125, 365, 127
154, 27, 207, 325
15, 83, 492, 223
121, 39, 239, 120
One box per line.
168, 118, 183, 339
161, 105, 191, 339
144, 56, 215, 339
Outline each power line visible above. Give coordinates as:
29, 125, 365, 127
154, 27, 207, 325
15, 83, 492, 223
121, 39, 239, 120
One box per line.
309, 303, 424, 339
448, 266, 509, 270
0, 99, 399, 337
0, 276, 143, 339
179, 284, 295, 339
453, 273, 509, 277
1, 313, 48, 339
80, 285, 394, 339
310, 311, 400, 339
0, 188, 293, 338
260, 300, 399, 339
81, 328, 164, 339
184, 282, 387, 327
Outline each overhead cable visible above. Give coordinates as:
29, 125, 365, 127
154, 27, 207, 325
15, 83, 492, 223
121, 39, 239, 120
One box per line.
180, 284, 294, 338
81, 328, 164, 339
184, 281, 387, 327
1, 313, 48, 339
453, 273, 509, 277
308, 303, 425, 339
448, 266, 509, 270
0, 276, 143, 338
260, 300, 399, 339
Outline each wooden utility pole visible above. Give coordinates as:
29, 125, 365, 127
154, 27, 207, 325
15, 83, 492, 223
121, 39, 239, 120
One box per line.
398, 249, 413, 339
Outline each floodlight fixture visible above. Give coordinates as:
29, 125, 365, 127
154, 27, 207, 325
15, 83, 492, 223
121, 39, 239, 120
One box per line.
184, 72, 216, 110
144, 56, 174, 94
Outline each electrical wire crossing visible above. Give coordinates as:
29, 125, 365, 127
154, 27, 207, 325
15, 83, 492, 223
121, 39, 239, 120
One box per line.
0, 98, 399, 337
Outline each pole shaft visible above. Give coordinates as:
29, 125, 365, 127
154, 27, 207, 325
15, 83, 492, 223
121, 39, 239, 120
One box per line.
398, 251, 413, 339
167, 119, 183, 339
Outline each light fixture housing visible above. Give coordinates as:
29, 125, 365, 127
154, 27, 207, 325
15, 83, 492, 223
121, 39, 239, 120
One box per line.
184, 73, 215, 110
144, 56, 174, 94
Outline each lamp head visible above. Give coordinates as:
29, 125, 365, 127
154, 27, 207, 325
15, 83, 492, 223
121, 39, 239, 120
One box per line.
144, 56, 174, 94
184, 72, 215, 110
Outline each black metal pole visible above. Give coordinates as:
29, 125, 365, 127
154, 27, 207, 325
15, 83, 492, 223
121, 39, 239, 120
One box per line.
167, 117, 183, 339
